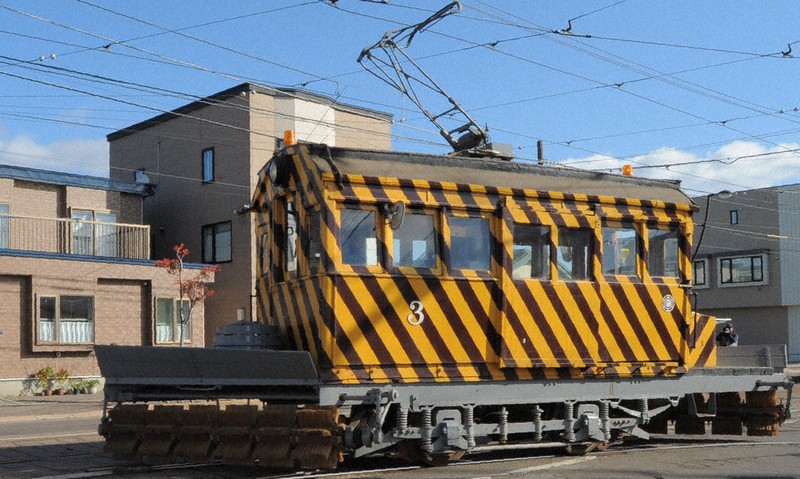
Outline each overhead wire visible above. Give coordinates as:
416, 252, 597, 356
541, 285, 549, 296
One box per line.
0, 2, 441, 139
1, 2, 800, 193
73, 0, 335, 85
468, 1, 800, 139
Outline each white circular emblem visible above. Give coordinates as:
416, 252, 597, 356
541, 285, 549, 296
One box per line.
661, 294, 676, 312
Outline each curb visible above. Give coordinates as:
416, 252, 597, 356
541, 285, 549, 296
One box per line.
0, 410, 102, 424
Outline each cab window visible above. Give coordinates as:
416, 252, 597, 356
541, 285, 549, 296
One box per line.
648, 225, 680, 278
307, 208, 322, 273
450, 216, 491, 271
393, 211, 436, 268
341, 207, 379, 266
557, 228, 591, 281
513, 224, 551, 280
285, 200, 298, 275
602, 222, 637, 276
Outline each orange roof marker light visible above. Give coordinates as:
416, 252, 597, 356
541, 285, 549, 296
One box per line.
622, 164, 633, 176
284, 129, 296, 147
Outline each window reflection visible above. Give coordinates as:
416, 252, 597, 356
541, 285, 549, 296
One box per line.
648, 227, 679, 278
393, 212, 435, 268
341, 208, 378, 266
286, 200, 298, 274
307, 209, 322, 273
602, 225, 636, 276
557, 228, 591, 281
450, 216, 490, 270
513, 224, 550, 280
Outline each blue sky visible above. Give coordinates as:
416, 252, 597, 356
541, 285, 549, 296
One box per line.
1, 1, 799, 196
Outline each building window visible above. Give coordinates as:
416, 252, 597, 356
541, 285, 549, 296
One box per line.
648, 226, 679, 278
720, 254, 766, 285
393, 211, 436, 269
557, 228, 592, 281
602, 222, 637, 276
0, 203, 8, 249
71, 209, 117, 257
730, 210, 739, 225
71, 210, 93, 255
450, 216, 491, 271
693, 259, 708, 288
202, 147, 215, 183
202, 221, 232, 263
155, 298, 190, 343
340, 207, 378, 266
37, 295, 94, 344
513, 223, 551, 280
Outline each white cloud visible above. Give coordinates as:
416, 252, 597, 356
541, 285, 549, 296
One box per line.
564, 141, 800, 195
0, 135, 108, 177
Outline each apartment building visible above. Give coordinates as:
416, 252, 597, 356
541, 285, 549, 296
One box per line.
108, 83, 393, 343
691, 184, 800, 360
0, 164, 209, 395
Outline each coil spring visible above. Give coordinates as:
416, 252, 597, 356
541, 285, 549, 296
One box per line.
420, 408, 433, 452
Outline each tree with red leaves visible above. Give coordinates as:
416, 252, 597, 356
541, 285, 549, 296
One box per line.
155, 244, 220, 347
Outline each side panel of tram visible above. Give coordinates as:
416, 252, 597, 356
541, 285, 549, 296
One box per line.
254, 145, 716, 385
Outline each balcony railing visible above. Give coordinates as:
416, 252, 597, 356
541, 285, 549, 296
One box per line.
0, 214, 150, 260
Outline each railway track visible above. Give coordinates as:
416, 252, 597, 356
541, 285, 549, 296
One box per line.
9, 433, 800, 479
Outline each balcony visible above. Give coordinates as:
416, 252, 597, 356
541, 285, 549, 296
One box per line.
0, 214, 150, 260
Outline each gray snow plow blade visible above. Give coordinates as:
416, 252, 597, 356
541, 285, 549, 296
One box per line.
95, 345, 320, 403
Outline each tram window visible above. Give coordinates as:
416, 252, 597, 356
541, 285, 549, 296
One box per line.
557, 228, 591, 281
307, 209, 322, 273
513, 224, 551, 280
259, 232, 269, 277
341, 208, 379, 266
602, 224, 637, 276
648, 226, 680, 278
393, 212, 436, 268
286, 201, 298, 275
450, 216, 491, 270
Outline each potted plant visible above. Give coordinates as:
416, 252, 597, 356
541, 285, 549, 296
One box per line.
53, 368, 70, 395
34, 366, 55, 396
68, 378, 83, 395
84, 379, 100, 394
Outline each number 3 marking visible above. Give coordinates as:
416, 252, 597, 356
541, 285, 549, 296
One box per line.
407, 300, 425, 326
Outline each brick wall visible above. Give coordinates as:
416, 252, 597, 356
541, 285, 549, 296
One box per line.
0, 254, 208, 394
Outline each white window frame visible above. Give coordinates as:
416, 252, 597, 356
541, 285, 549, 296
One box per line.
717, 253, 768, 288
36, 294, 95, 345
692, 258, 709, 289
155, 297, 191, 344
0, 203, 8, 249
70, 209, 117, 257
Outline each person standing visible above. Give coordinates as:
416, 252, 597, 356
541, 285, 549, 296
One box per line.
716, 323, 739, 347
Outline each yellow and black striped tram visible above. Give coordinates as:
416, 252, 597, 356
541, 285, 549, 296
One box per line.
254, 142, 711, 383
96, 141, 792, 469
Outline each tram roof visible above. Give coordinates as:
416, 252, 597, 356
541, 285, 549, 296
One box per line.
303, 145, 694, 207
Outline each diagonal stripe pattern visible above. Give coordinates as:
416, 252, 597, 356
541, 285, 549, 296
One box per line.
252, 145, 715, 385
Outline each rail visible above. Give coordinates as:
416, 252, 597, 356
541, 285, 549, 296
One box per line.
0, 213, 150, 260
